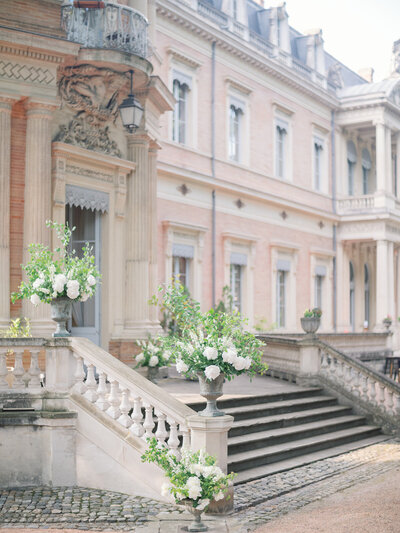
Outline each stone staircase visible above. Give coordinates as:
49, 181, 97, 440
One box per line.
188, 386, 386, 484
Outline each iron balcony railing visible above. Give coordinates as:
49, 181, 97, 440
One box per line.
61, 1, 149, 58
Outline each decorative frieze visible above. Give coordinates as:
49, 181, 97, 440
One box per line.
0, 60, 55, 86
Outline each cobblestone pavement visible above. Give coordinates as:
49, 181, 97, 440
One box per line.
1, 439, 399, 531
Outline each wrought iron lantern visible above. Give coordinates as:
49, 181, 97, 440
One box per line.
119, 70, 144, 132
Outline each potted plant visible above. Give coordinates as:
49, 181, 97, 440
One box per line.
157, 283, 267, 417
11, 221, 100, 337
142, 437, 235, 532
134, 337, 171, 383
300, 308, 322, 336
383, 315, 392, 330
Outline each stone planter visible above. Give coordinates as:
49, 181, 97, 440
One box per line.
50, 298, 72, 337
197, 372, 225, 417
300, 316, 320, 336
383, 320, 392, 331
147, 365, 159, 383
183, 500, 208, 532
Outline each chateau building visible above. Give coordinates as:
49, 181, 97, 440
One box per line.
1, 0, 400, 359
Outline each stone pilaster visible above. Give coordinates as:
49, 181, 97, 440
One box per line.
375, 122, 387, 193
148, 143, 159, 324
124, 134, 160, 337
22, 101, 57, 335
376, 239, 389, 329
0, 98, 14, 328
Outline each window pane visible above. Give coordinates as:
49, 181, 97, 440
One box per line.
276, 270, 286, 327
230, 264, 242, 312
229, 106, 240, 162
348, 161, 354, 196
173, 256, 190, 290
315, 275, 323, 309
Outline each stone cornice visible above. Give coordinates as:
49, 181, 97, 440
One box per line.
156, 0, 338, 109
167, 46, 203, 68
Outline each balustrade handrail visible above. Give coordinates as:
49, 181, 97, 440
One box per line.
318, 340, 400, 396
70, 337, 195, 423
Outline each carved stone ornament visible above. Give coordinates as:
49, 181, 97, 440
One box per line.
327, 63, 343, 89
54, 64, 128, 156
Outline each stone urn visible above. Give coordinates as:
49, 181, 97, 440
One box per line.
147, 365, 159, 383
300, 316, 320, 337
383, 318, 392, 331
197, 372, 225, 417
50, 298, 72, 337
184, 500, 208, 532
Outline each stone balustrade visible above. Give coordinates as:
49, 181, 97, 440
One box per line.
61, 1, 149, 58
336, 194, 376, 213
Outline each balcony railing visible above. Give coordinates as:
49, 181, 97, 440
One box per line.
337, 195, 376, 213
61, 1, 148, 58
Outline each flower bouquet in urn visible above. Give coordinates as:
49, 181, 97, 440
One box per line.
11, 221, 100, 337
156, 283, 267, 416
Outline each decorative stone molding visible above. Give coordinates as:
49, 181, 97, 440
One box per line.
65, 184, 109, 213
327, 63, 343, 89
167, 46, 202, 69
0, 60, 55, 86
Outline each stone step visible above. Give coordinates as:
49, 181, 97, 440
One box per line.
187, 387, 323, 411
229, 404, 354, 437
228, 425, 381, 473
223, 395, 338, 421
228, 415, 366, 454
233, 434, 389, 484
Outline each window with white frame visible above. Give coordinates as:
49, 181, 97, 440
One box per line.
276, 259, 290, 328
172, 243, 194, 292
171, 69, 193, 145
314, 265, 326, 310
230, 251, 247, 313
347, 140, 357, 196
228, 97, 244, 162
274, 114, 290, 180
313, 137, 324, 191
362, 148, 371, 195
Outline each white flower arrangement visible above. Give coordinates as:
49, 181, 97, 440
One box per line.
134, 337, 171, 369
142, 438, 235, 509
11, 221, 100, 306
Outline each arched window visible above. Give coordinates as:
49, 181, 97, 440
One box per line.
172, 79, 189, 144
362, 148, 371, 195
347, 141, 357, 196
364, 264, 370, 328
349, 261, 355, 331
229, 104, 242, 162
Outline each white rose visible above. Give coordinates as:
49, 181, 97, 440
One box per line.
161, 482, 171, 497
136, 353, 144, 363
176, 359, 189, 374
149, 355, 159, 367
214, 491, 225, 501
30, 294, 40, 306
53, 273, 67, 294
244, 356, 252, 370
80, 292, 90, 302
87, 274, 96, 287
32, 278, 44, 289
233, 357, 247, 371
66, 279, 80, 299
222, 349, 237, 364
196, 499, 210, 511
163, 350, 171, 361
186, 476, 202, 500
204, 365, 221, 380
204, 347, 218, 360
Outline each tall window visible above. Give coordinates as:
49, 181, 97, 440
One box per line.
349, 261, 355, 331
364, 264, 370, 328
362, 148, 371, 195
314, 140, 324, 191
276, 125, 287, 179
276, 270, 286, 328
173, 79, 189, 144
173, 256, 190, 291
229, 104, 242, 162
230, 264, 242, 312
347, 140, 357, 196
315, 275, 323, 310
348, 161, 355, 196
232, 0, 238, 20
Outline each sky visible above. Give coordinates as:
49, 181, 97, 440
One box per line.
281, 0, 400, 82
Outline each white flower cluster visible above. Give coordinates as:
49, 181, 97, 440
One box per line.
135, 339, 172, 368
29, 270, 96, 306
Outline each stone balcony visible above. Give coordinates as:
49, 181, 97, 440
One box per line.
61, 1, 149, 59
336, 194, 377, 215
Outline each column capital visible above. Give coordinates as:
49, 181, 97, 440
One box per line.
25, 99, 59, 118
0, 95, 18, 112
126, 131, 151, 148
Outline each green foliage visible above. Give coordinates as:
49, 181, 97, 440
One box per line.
214, 285, 234, 314
156, 283, 268, 381
254, 316, 277, 333
304, 308, 322, 319
134, 336, 171, 368
11, 221, 100, 306
141, 437, 235, 509
0, 318, 31, 338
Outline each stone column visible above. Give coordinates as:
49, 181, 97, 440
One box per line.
22, 101, 56, 334
385, 126, 393, 194
396, 134, 400, 197
0, 98, 13, 328
125, 134, 159, 337
375, 122, 387, 193
148, 143, 159, 324
388, 241, 395, 319
376, 239, 389, 328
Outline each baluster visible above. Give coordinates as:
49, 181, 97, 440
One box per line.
352, 370, 360, 397
73, 356, 86, 394
117, 389, 132, 428
95, 372, 110, 411
328, 356, 336, 376
385, 389, 394, 416
180, 424, 190, 450
320, 351, 329, 372
155, 410, 169, 444
84, 364, 98, 402
130, 396, 144, 437
378, 383, 386, 408
167, 418, 180, 459
28, 349, 42, 389
395, 394, 400, 415
361, 374, 368, 401
142, 403, 155, 440
0, 350, 9, 389
106, 380, 121, 419
337, 360, 344, 380
345, 365, 353, 389
368, 378, 377, 405
13, 349, 26, 389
